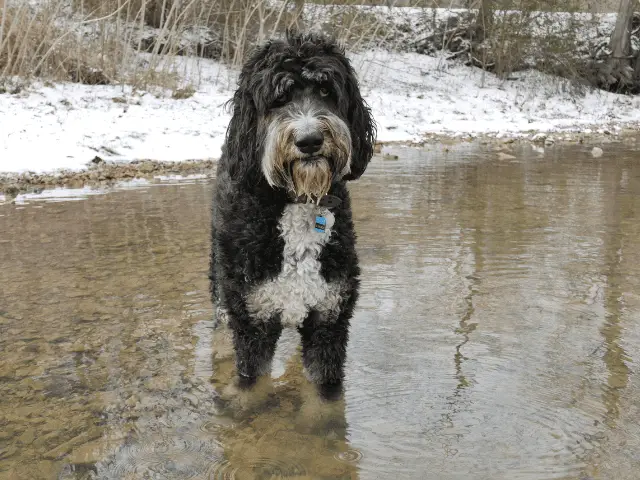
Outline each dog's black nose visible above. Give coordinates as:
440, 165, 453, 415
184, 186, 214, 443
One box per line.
295, 132, 324, 154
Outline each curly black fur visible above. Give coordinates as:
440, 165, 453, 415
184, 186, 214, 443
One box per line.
209, 31, 376, 400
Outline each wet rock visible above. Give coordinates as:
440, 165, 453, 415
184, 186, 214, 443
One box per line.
22, 378, 46, 392
70, 340, 88, 353
17, 428, 36, 446
530, 144, 545, 155
4, 184, 19, 199
66, 435, 125, 465
0, 426, 13, 442
43, 427, 102, 460
30, 430, 61, 451
13, 405, 41, 419
41, 419, 67, 435
145, 376, 172, 391
0, 444, 18, 460
139, 161, 157, 173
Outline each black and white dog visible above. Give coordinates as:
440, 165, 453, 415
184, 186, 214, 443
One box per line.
209, 31, 376, 400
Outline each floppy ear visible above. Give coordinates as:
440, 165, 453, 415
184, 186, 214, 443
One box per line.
221, 42, 276, 184
342, 64, 376, 181
222, 87, 257, 183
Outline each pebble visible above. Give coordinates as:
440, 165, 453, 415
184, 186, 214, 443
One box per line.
43, 428, 102, 460
70, 341, 87, 353
591, 147, 604, 158
184, 393, 200, 408
530, 144, 545, 155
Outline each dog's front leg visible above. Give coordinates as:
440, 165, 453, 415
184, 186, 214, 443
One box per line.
298, 310, 350, 401
230, 317, 282, 388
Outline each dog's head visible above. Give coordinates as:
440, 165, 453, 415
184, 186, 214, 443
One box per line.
224, 31, 376, 200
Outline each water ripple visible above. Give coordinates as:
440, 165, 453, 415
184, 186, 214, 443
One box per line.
334, 448, 364, 463
206, 456, 308, 479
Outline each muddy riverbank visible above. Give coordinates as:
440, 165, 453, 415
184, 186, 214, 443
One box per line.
1, 128, 638, 198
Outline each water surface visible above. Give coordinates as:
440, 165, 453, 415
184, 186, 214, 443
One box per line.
1, 141, 640, 479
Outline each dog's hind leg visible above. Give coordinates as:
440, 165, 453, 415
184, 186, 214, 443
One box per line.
230, 319, 282, 388
298, 310, 350, 401
212, 317, 281, 418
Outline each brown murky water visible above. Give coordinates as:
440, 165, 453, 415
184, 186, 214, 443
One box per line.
1, 142, 640, 480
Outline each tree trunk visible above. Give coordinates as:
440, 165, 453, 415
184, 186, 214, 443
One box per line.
0, 0, 7, 52
607, 0, 636, 87
469, 0, 493, 42
468, 0, 494, 77
479, 0, 493, 33
610, 0, 635, 57
290, 0, 304, 31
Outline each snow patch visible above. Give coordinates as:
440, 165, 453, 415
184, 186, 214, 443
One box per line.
2, 50, 640, 175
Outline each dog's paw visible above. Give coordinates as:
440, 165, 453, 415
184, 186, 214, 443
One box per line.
212, 375, 277, 419
318, 381, 343, 402
296, 389, 347, 436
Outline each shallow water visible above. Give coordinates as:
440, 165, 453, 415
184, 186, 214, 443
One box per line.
1, 141, 640, 480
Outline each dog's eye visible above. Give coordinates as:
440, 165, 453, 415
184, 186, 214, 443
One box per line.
273, 91, 289, 106
319, 87, 330, 97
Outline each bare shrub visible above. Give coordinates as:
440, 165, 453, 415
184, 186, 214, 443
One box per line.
0, 0, 634, 93
459, 1, 596, 80
65, 0, 306, 66
0, 0, 191, 89
0, 2, 115, 83
404, 0, 609, 87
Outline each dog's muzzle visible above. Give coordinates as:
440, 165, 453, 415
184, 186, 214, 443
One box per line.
260, 102, 352, 200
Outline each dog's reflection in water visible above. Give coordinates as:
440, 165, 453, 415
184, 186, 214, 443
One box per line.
208, 322, 361, 479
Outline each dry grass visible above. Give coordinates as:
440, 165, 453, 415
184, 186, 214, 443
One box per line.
0, 3, 94, 81
0, 0, 181, 89
0, 0, 409, 89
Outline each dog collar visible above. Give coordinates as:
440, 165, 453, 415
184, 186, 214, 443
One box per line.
292, 194, 342, 209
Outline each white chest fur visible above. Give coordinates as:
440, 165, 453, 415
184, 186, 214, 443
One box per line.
246, 203, 343, 326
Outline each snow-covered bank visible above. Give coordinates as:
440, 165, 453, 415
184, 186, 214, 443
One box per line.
2, 50, 640, 175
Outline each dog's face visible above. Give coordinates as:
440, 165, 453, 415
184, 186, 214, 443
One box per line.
259, 64, 353, 200
225, 32, 376, 198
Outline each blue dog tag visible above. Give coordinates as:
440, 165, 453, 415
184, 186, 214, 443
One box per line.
314, 215, 326, 233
